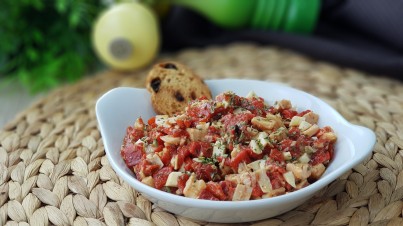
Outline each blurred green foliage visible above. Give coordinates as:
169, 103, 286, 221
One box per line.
0, 0, 107, 93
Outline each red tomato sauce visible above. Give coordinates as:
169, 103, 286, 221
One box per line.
121, 91, 337, 201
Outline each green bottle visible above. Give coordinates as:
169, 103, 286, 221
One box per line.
173, 0, 320, 34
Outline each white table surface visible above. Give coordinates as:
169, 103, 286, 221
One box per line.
0, 80, 43, 129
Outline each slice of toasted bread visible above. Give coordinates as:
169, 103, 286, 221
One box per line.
146, 61, 212, 115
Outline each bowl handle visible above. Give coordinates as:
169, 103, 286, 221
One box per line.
349, 124, 376, 162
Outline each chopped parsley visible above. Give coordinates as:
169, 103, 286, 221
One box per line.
198, 156, 219, 165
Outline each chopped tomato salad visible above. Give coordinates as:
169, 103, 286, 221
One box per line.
121, 91, 337, 201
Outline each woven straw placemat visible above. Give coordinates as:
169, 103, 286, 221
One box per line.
1, 43, 402, 226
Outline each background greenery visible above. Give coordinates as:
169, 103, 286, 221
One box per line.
0, 0, 107, 93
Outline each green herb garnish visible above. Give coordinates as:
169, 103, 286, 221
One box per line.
198, 156, 218, 165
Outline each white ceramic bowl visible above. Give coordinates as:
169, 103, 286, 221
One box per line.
96, 79, 376, 223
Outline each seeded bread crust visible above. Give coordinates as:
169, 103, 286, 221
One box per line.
146, 61, 212, 115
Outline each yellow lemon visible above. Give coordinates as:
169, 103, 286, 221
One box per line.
92, 2, 159, 70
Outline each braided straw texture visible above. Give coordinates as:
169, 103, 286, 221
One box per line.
1, 43, 403, 226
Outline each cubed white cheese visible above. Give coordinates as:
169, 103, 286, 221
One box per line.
289, 116, 304, 127
302, 112, 319, 124
222, 99, 230, 108
170, 155, 180, 170
160, 135, 181, 145
135, 139, 145, 145
183, 174, 206, 199
234, 107, 251, 114
141, 176, 155, 187
187, 128, 207, 141
146, 153, 164, 169
283, 151, 292, 161
298, 121, 312, 131
257, 132, 269, 147
238, 162, 249, 173
247, 160, 266, 171
303, 124, 319, 137
283, 171, 296, 188
304, 146, 316, 154
321, 132, 337, 142
230, 145, 241, 158
310, 163, 326, 180
232, 184, 253, 201
286, 163, 311, 180
196, 122, 210, 130
155, 115, 169, 126
277, 99, 292, 110
213, 140, 227, 157
255, 169, 272, 193
165, 172, 184, 187
178, 162, 186, 173
225, 174, 241, 184
249, 140, 263, 154
298, 153, 310, 164
134, 118, 144, 130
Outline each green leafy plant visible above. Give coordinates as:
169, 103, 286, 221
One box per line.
0, 0, 107, 93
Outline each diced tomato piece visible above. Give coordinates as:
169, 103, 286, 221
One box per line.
267, 106, 278, 115
160, 127, 188, 137
133, 163, 143, 180
160, 146, 175, 166
148, 131, 164, 145
297, 110, 311, 117
271, 177, 284, 190
200, 143, 213, 158
215, 92, 234, 103
230, 149, 251, 170
281, 109, 298, 120
176, 119, 192, 129
288, 127, 300, 139
183, 157, 193, 171
189, 141, 212, 158
121, 143, 145, 167
148, 116, 156, 128
153, 166, 173, 189
188, 142, 199, 156
123, 127, 144, 145
176, 119, 185, 129
251, 98, 265, 112
279, 139, 301, 158
177, 173, 190, 194
311, 148, 331, 166
228, 143, 234, 151
177, 145, 191, 168
154, 145, 164, 153
206, 182, 226, 200
267, 165, 286, 190
269, 148, 284, 162
279, 139, 293, 151
220, 112, 254, 135
268, 171, 285, 190
219, 180, 236, 201
199, 188, 219, 201
186, 100, 215, 122
143, 164, 160, 177
316, 126, 334, 137
208, 126, 220, 135
193, 163, 217, 181
251, 184, 264, 199
224, 157, 232, 167
244, 146, 264, 160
